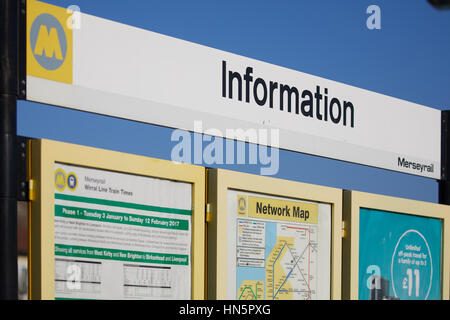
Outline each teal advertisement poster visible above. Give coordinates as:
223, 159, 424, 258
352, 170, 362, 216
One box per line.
358, 208, 442, 300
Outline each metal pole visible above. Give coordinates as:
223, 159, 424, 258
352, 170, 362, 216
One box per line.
0, 0, 19, 300
428, 0, 450, 10
439, 111, 450, 205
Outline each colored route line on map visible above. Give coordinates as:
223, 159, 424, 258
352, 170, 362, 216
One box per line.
272, 229, 312, 300
239, 284, 258, 300
237, 280, 264, 300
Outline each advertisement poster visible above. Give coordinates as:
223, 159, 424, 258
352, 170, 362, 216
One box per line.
53, 163, 192, 300
358, 208, 442, 300
227, 190, 332, 300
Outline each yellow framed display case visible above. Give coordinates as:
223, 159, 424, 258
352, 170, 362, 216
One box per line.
207, 168, 343, 300
343, 190, 450, 300
28, 139, 205, 300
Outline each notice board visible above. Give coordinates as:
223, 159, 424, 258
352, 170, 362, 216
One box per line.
207, 169, 342, 300
28, 139, 205, 300
343, 191, 450, 300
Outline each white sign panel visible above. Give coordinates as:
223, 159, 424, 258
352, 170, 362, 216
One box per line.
26, 0, 441, 178
53, 163, 192, 300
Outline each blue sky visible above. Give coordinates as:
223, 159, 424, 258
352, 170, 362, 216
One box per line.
19, 0, 450, 202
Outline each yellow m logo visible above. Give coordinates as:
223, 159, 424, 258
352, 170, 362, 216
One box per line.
27, 0, 72, 83
55, 173, 65, 186
33, 25, 63, 60
54, 169, 66, 191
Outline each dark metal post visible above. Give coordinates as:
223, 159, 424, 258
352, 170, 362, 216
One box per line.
428, 0, 450, 10
0, 0, 20, 300
439, 111, 450, 205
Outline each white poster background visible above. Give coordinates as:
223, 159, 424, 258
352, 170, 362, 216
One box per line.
53, 163, 192, 300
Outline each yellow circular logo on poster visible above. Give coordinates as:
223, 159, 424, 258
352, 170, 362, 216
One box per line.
237, 195, 247, 216
54, 168, 66, 192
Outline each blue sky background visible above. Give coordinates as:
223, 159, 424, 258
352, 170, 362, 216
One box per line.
19, 0, 450, 202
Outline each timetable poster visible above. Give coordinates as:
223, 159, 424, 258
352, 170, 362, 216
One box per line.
358, 208, 442, 300
53, 163, 192, 300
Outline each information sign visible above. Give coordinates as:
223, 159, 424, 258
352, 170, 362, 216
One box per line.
25, 0, 441, 178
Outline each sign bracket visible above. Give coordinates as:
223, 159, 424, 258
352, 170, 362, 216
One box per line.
16, 136, 29, 202
439, 110, 450, 204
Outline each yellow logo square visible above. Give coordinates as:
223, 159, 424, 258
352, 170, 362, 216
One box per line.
27, 0, 73, 84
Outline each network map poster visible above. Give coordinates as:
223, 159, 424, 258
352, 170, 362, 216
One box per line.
227, 190, 332, 300
207, 169, 343, 300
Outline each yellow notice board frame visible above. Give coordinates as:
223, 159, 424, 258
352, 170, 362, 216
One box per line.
343, 191, 450, 300
28, 139, 205, 300
207, 168, 343, 300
